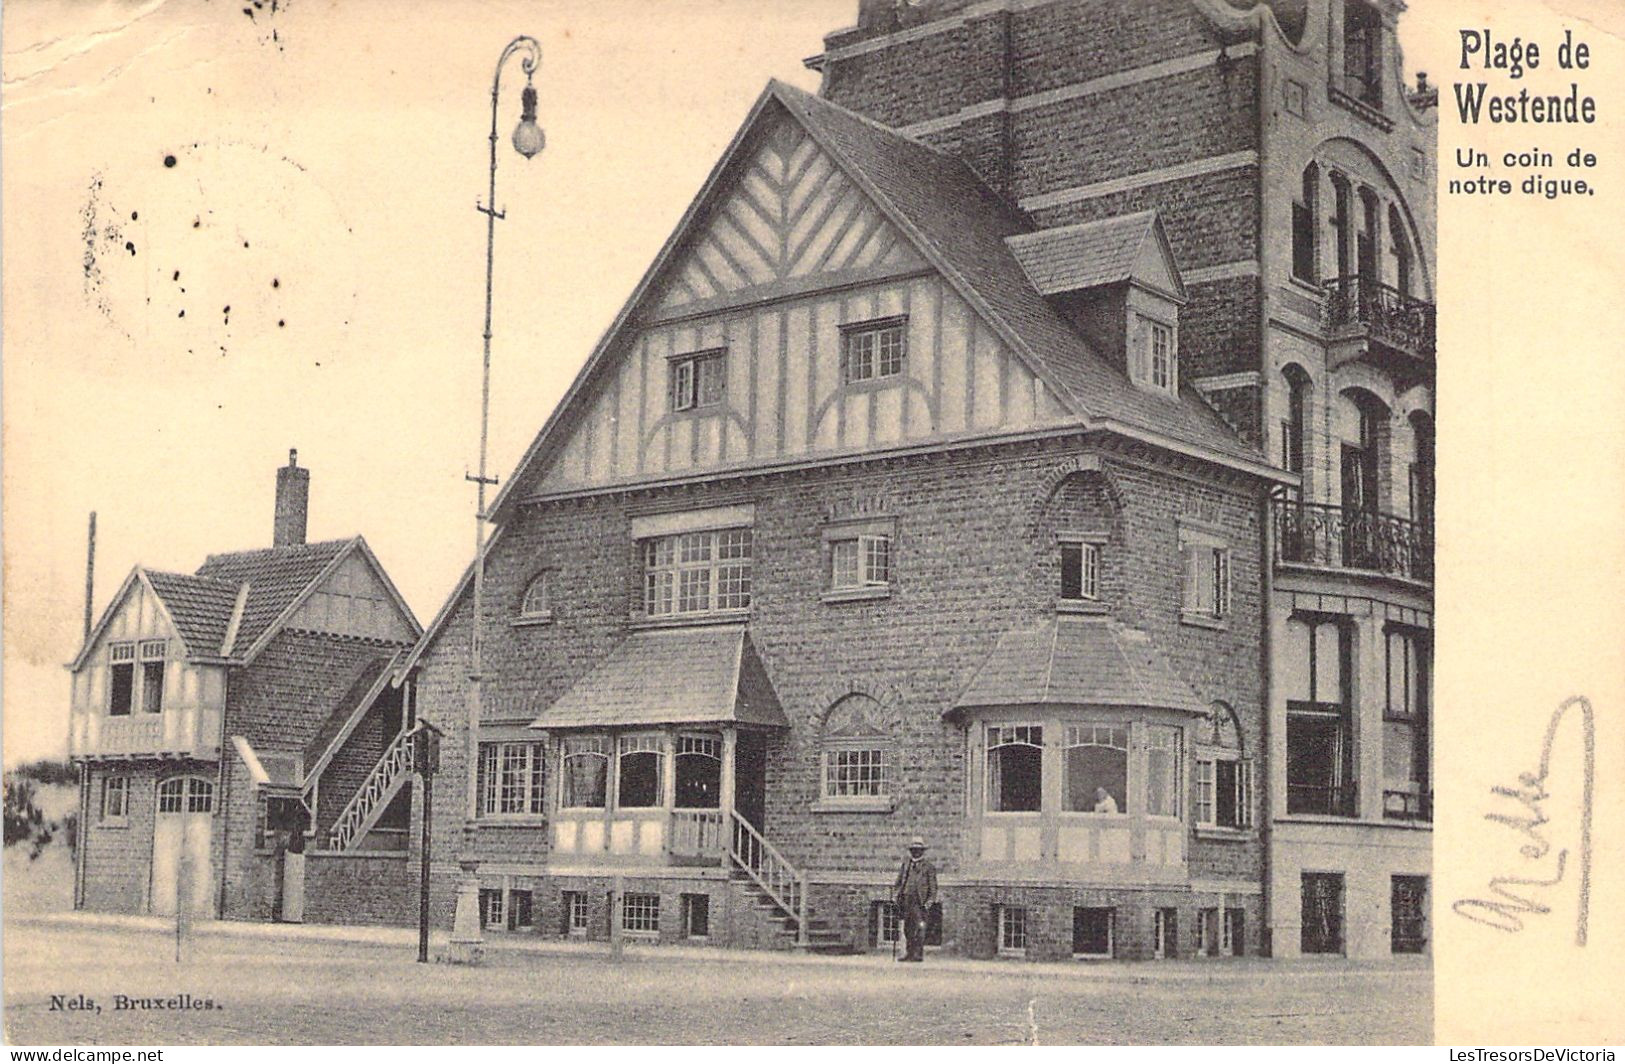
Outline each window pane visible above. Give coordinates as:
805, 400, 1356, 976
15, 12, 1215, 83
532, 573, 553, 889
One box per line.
563, 752, 607, 808
675, 747, 722, 809
988, 741, 1042, 812
109, 663, 134, 716
141, 662, 165, 713
1065, 742, 1127, 813
862, 536, 890, 584
1281, 620, 1313, 702
1060, 543, 1082, 599
1145, 727, 1179, 817
1314, 622, 1344, 703
618, 751, 662, 808
826, 747, 890, 797
1215, 759, 1239, 827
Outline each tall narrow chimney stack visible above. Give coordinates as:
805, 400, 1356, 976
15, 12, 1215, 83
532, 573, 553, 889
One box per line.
273, 448, 309, 548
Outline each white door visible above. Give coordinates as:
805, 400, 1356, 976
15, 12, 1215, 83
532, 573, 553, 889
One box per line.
151, 777, 215, 917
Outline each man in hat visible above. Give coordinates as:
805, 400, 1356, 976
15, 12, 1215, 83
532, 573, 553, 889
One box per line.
892, 836, 938, 962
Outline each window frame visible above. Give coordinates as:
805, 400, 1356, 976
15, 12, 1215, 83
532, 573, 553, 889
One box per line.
1179, 524, 1232, 626
100, 776, 129, 824
1072, 906, 1115, 960
985, 723, 1045, 815
839, 316, 908, 386
820, 742, 894, 805
640, 527, 753, 620
1285, 614, 1357, 817
668, 348, 727, 413
996, 904, 1029, 957
1131, 312, 1179, 396
1061, 723, 1129, 816
621, 891, 661, 935
563, 890, 590, 935
559, 734, 610, 811
615, 732, 666, 810
477, 740, 547, 819
517, 572, 552, 623
830, 533, 892, 592
107, 642, 137, 716
1058, 537, 1102, 605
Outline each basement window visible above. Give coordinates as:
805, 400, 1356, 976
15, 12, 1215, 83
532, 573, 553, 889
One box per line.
622, 892, 661, 935
997, 905, 1028, 957
1073, 907, 1114, 959
681, 893, 710, 938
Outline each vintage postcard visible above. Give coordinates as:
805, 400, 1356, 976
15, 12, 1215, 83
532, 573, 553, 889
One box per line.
3, 0, 1621, 1048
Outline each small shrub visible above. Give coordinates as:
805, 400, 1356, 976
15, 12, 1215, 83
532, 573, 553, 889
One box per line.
4, 775, 44, 847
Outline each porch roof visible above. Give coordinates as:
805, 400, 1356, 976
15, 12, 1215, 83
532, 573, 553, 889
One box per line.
530, 625, 789, 730
949, 617, 1207, 716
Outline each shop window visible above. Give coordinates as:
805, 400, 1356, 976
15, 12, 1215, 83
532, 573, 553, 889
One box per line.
987, 725, 1043, 813
1073, 907, 1114, 959
1063, 724, 1127, 814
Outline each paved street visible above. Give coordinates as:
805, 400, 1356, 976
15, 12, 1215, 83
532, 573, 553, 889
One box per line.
3, 916, 1431, 1045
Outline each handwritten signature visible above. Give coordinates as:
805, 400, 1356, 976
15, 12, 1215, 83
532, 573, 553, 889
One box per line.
1452, 695, 1594, 945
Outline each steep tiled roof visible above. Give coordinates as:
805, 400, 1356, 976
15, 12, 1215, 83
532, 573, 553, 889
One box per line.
195, 538, 352, 653
532, 626, 788, 729
773, 82, 1258, 464
952, 617, 1206, 715
1005, 211, 1159, 295
143, 570, 243, 658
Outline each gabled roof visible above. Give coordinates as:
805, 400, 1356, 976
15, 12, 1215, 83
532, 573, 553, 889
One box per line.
70, 535, 420, 671
143, 570, 244, 658
485, 80, 1265, 529
1006, 210, 1187, 300
950, 617, 1207, 716
195, 537, 354, 652
530, 625, 788, 730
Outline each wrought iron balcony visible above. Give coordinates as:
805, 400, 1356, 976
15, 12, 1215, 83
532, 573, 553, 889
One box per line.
1286, 782, 1359, 818
1322, 276, 1435, 380
1383, 789, 1433, 823
1274, 499, 1433, 584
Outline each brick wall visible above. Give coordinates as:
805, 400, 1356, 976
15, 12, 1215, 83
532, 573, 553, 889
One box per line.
79, 763, 159, 914
413, 434, 1265, 909
303, 853, 416, 926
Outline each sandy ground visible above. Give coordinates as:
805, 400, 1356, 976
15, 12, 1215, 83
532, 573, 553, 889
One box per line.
2, 916, 1432, 1045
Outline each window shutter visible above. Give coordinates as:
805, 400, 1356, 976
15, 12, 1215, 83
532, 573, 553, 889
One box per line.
1181, 544, 1198, 612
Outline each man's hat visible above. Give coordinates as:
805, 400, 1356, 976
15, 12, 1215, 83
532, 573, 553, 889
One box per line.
909, 836, 926, 849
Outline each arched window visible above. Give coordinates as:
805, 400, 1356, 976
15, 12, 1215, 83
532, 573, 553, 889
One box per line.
158, 776, 213, 814
987, 724, 1043, 813
616, 733, 664, 808
820, 694, 896, 805
1293, 164, 1319, 283
1195, 702, 1253, 829
519, 572, 550, 619
1062, 724, 1128, 813
674, 733, 722, 809
1282, 364, 1311, 481
560, 735, 609, 809
1408, 411, 1434, 532
1389, 204, 1413, 297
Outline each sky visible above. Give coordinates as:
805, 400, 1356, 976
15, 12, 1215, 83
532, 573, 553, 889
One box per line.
0, 0, 1541, 767
1, 0, 850, 766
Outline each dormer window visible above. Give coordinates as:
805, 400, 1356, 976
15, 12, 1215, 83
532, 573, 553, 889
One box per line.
840, 317, 906, 384
1131, 314, 1178, 397
670, 349, 726, 412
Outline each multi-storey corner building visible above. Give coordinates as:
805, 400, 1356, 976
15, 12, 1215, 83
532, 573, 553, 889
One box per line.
402, 0, 1433, 960
68, 454, 424, 924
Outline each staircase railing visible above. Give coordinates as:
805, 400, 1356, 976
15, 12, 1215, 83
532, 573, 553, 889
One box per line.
728, 810, 808, 946
327, 728, 413, 851
669, 808, 725, 858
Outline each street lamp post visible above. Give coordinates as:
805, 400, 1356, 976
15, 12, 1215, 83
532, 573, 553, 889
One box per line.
447, 33, 545, 966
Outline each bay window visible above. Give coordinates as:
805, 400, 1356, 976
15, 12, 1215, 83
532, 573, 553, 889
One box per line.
560, 735, 609, 809
986, 725, 1043, 813
616, 733, 664, 809
674, 733, 722, 809
1062, 724, 1127, 813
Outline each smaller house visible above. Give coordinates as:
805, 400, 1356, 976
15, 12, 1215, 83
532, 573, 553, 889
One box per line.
69, 451, 423, 924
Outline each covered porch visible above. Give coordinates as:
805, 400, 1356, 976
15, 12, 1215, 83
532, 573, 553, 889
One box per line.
531, 624, 788, 867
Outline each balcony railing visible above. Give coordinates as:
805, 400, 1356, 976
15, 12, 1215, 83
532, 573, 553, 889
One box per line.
669, 808, 725, 859
1286, 782, 1359, 817
69, 707, 222, 760
1323, 276, 1436, 360
1383, 789, 1433, 823
1275, 499, 1433, 583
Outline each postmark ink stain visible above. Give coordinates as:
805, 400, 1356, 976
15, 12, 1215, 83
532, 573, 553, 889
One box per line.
277, 320, 286, 328
173, 271, 180, 281
193, 219, 201, 229
124, 241, 136, 255
163, 154, 177, 168
243, 241, 250, 249
130, 211, 138, 221
271, 278, 280, 288
178, 309, 186, 318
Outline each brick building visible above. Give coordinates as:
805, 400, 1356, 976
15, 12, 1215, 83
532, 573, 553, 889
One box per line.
69, 453, 423, 925
403, 0, 1433, 960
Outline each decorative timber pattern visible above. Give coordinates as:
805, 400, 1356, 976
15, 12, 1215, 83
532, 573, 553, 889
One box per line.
535, 118, 1068, 496
656, 119, 924, 311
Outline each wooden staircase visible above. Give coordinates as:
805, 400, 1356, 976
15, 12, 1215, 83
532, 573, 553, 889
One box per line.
324, 728, 412, 851
726, 810, 855, 954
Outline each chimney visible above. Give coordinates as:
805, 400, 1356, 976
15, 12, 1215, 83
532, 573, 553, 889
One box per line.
273, 449, 309, 548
